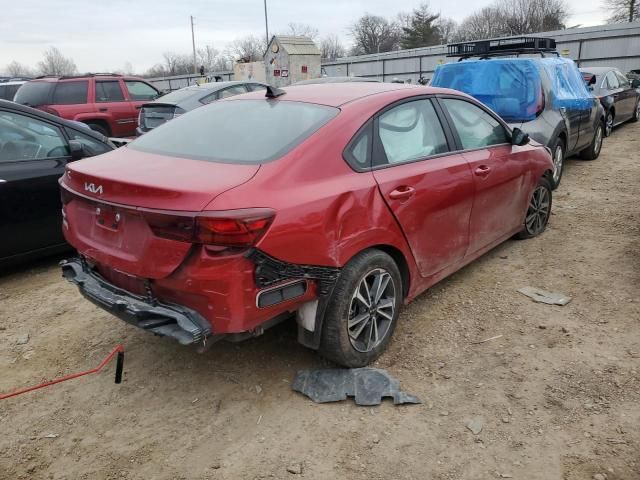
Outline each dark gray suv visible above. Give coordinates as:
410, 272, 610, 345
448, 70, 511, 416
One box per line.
432, 40, 605, 189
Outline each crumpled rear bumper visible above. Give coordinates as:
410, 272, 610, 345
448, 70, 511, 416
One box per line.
61, 257, 211, 345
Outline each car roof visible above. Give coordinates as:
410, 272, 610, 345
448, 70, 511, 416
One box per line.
0, 99, 111, 142
29, 74, 145, 82
173, 80, 267, 93
234, 82, 446, 107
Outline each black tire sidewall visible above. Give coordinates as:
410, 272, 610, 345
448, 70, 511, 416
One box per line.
319, 249, 402, 367
550, 136, 565, 190
517, 176, 553, 239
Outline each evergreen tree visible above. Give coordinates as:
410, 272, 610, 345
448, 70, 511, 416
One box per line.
401, 3, 442, 49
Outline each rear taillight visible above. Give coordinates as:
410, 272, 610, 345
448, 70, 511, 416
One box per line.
143, 208, 275, 248
536, 88, 545, 116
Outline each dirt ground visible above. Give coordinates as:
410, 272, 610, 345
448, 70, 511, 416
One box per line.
1, 123, 639, 480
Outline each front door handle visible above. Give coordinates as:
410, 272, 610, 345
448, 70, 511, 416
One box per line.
0, 179, 7, 184
99, 107, 108, 112
389, 186, 415, 200
474, 165, 491, 177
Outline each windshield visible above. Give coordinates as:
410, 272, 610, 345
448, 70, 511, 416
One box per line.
431, 59, 543, 123
14, 81, 54, 106
129, 99, 339, 164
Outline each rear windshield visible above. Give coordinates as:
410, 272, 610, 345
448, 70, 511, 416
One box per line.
431, 60, 543, 123
128, 99, 339, 164
154, 87, 202, 104
14, 81, 54, 106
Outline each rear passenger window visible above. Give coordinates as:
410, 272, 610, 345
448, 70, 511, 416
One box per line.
53, 81, 88, 104
344, 122, 372, 170
376, 99, 448, 165
247, 84, 267, 92
605, 72, 619, 90
441, 99, 509, 150
217, 85, 248, 99
96, 81, 124, 102
0, 111, 69, 162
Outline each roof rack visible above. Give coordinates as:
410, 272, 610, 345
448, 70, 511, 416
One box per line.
447, 37, 558, 60
34, 73, 124, 80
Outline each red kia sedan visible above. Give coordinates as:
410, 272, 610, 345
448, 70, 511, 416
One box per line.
60, 83, 553, 367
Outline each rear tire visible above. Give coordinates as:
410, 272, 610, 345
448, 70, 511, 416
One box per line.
319, 249, 402, 368
604, 110, 614, 136
85, 122, 110, 137
516, 176, 552, 240
632, 100, 640, 123
579, 121, 604, 160
549, 136, 565, 190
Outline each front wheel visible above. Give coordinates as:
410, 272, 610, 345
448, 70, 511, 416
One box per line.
579, 121, 604, 160
319, 249, 402, 367
516, 176, 552, 240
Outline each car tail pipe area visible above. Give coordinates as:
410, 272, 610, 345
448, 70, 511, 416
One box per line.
60, 257, 212, 346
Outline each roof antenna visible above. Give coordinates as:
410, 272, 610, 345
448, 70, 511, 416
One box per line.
265, 85, 286, 98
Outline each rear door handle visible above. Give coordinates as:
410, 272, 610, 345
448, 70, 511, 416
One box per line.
474, 165, 491, 177
99, 108, 108, 112
389, 186, 415, 200
0, 179, 7, 184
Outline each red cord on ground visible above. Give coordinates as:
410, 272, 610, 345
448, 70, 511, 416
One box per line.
0, 344, 125, 400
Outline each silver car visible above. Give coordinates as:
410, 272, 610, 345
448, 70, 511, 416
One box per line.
136, 81, 268, 135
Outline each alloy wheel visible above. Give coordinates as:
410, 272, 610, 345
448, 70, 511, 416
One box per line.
552, 145, 563, 185
636, 101, 640, 120
525, 185, 551, 235
594, 124, 603, 156
348, 268, 396, 353
605, 113, 613, 136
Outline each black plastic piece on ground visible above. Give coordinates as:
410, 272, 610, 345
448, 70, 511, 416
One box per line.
115, 351, 124, 384
246, 249, 340, 295
292, 368, 422, 406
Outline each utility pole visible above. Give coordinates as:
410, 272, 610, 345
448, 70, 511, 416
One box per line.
190, 15, 197, 75
263, 0, 270, 47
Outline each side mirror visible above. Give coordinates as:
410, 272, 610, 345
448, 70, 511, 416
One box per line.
68, 140, 86, 160
511, 127, 530, 146
632, 79, 640, 88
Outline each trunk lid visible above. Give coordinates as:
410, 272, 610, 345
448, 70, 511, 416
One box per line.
64, 147, 259, 211
61, 148, 260, 279
139, 102, 181, 131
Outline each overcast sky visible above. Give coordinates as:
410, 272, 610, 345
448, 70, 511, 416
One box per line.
1, 0, 607, 74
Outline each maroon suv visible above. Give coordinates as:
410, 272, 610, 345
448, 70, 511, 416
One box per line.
14, 74, 161, 137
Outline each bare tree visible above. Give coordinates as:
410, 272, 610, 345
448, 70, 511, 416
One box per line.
604, 0, 639, 22
455, 0, 568, 41
197, 45, 232, 72
286, 22, 319, 40
5, 61, 34, 77
37, 47, 77, 76
230, 35, 265, 63
319, 35, 347, 61
435, 17, 458, 44
350, 14, 401, 55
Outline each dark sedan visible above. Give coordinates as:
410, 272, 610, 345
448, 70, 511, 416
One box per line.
0, 99, 114, 267
136, 80, 268, 135
581, 67, 640, 136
